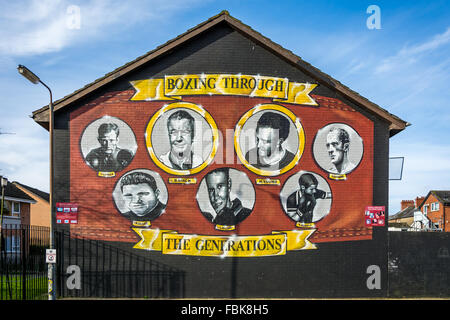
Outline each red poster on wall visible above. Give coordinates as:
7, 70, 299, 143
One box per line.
365, 206, 385, 226
56, 203, 78, 224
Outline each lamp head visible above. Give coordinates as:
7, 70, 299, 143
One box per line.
17, 65, 40, 84
0, 176, 7, 188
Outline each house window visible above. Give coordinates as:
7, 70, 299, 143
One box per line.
423, 205, 429, 214
2, 200, 20, 218
431, 202, 440, 212
5, 236, 20, 253
12, 202, 20, 216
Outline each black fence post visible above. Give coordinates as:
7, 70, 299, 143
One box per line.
56, 231, 62, 299
21, 226, 26, 300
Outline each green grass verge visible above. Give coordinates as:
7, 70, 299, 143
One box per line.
1, 275, 48, 300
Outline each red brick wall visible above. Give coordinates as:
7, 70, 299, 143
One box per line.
415, 196, 425, 208
422, 194, 445, 229
444, 206, 449, 232
401, 200, 414, 210
69, 90, 374, 243
20, 202, 31, 225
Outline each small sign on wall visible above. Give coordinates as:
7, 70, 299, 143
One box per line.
56, 203, 78, 224
46, 249, 57, 264
365, 206, 385, 227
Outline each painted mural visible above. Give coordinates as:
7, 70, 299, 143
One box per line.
312, 123, 364, 180
112, 169, 168, 227
130, 74, 318, 106
197, 167, 255, 231
70, 73, 374, 257
145, 102, 219, 176
235, 104, 304, 176
80, 116, 137, 177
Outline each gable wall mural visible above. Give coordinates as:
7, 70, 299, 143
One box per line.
68, 72, 374, 258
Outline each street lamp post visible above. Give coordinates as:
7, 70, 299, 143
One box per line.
1, 176, 8, 252
17, 65, 55, 300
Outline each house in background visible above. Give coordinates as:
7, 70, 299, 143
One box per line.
390, 192, 450, 232
1, 177, 36, 254
1, 177, 36, 226
1, 177, 51, 255
13, 182, 50, 228
389, 197, 426, 231
418, 191, 450, 232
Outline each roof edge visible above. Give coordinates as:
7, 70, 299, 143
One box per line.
13, 181, 50, 203
31, 10, 408, 135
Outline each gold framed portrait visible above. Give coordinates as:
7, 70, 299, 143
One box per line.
234, 104, 305, 176
146, 102, 219, 176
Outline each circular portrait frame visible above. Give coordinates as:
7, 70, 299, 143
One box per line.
79, 115, 137, 175
196, 167, 255, 230
234, 104, 305, 176
112, 168, 169, 223
312, 122, 364, 176
145, 102, 220, 176
279, 170, 333, 224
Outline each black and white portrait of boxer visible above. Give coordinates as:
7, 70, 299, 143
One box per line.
80, 116, 137, 173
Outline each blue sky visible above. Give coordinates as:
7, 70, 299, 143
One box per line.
0, 0, 449, 214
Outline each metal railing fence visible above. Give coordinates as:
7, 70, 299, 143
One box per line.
1, 224, 185, 299
55, 229, 185, 298
0, 224, 49, 300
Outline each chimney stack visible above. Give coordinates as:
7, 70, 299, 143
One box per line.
415, 196, 425, 208
401, 200, 414, 211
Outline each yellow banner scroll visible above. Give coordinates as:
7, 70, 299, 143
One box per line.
132, 228, 316, 257
130, 74, 318, 106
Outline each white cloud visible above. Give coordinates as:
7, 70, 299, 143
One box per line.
319, 27, 450, 129
0, 0, 211, 192
0, 0, 69, 56
375, 27, 450, 74
0, 116, 49, 192
0, 0, 207, 56
299, 31, 371, 74
399, 27, 450, 56
389, 57, 450, 109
